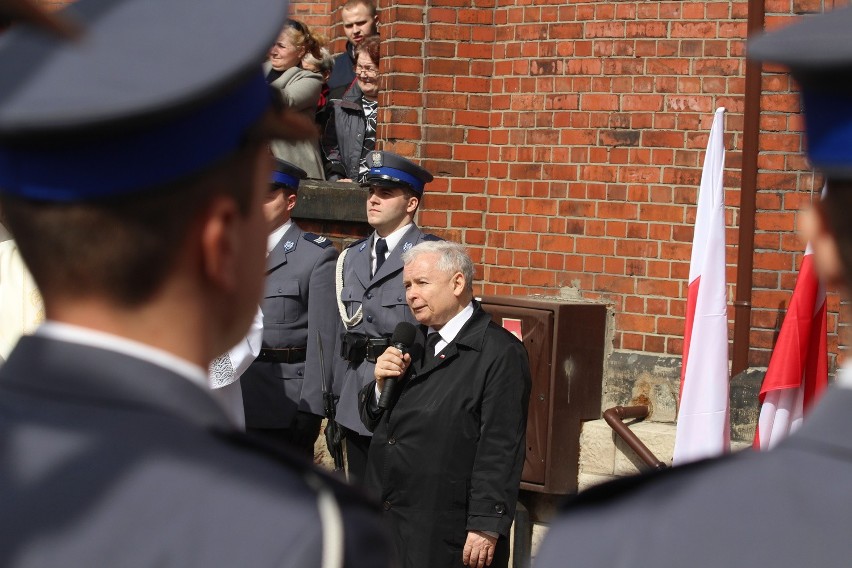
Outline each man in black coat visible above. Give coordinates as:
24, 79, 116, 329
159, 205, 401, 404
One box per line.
0, 0, 392, 565
364, 241, 531, 568
535, 6, 852, 568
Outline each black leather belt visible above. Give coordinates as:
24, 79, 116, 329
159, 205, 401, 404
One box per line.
256, 347, 307, 364
340, 333, 391, 364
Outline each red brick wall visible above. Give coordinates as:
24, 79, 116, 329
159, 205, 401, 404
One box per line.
39, 0, 849, 370
293, 0, 849, 371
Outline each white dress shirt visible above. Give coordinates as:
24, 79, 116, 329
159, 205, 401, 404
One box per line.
374, 302, 475, 402
426, 302, 475, 356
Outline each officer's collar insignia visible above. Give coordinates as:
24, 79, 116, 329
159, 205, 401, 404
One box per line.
359, 242, 367, 252
402, 242, 413, 252
371, 152, 383, 168
284, 240, 295, 252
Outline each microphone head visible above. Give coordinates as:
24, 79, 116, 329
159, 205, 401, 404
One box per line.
392, 321, 418, 348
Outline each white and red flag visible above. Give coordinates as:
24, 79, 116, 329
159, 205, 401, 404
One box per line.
673, 107, 730, 466
754, 231, 828, 450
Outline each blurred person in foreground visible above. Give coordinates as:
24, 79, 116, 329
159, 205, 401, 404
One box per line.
327, 0, 378, 100
0, 0, 392, 565
323, 35, 381, 183
366, 241, 531, 568
535, 7, 852, 567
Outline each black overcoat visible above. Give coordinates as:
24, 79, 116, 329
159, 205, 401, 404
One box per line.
359, 303, 531, 568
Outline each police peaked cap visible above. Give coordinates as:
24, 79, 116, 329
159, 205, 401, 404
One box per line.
748, 6, 852, 179
272, 159, 307, 191
364, 151, 434, 195
0, 0, 290, 201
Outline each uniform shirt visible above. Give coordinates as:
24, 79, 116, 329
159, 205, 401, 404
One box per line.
268, 219, 293, 254
372, 222, 412, 276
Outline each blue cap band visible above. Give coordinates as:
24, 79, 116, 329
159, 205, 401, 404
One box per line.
368, 166, 425, 194
802, 89, 852, 175
272, 170, 299, 189
0, 71, 270, 201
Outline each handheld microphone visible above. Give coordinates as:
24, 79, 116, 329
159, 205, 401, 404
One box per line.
377, 321, 417, 410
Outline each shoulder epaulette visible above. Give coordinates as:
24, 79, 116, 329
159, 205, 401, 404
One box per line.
346, 236, 369, 249
303, 233, 333, 248
422, 233, 442, 242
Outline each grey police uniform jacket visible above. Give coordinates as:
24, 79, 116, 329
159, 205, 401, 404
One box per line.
241, 223, 339, 429
0, 335, 393, 568
333, 224, 439, 436
534, 385, 852, 568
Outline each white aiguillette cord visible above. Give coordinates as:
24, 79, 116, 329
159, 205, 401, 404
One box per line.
335, 247, 363, 329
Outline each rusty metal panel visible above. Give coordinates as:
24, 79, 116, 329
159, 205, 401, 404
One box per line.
481, 297, 607, 495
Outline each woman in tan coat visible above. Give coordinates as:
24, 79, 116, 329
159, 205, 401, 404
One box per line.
265, 20, 325, 179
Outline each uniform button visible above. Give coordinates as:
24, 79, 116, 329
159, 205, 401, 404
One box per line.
366, 315, 373, 323
383, 501, 392, 511
494, 503, 505, 514
388, 437, 396, 445
397, 296, 403, 302
278, 288, 283, 293
297, 369, 303, 376
366, 293, 373, 299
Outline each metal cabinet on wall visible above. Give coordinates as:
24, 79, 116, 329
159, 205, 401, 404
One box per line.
480, 296, 607, 494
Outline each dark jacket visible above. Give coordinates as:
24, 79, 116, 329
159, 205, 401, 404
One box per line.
359, 303, 531, 568
322, 83, 368, 182
0, 335, 393, 567
327, 43, 356, 101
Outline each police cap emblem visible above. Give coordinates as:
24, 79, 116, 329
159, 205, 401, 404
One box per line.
370, 151, 383, 168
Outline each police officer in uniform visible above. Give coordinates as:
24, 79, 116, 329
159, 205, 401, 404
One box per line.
241, 159, 339, 459
0, 0, 392, 566
334, 150, 439, 482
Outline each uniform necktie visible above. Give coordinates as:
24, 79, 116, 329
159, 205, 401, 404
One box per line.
374, 238, 388, 277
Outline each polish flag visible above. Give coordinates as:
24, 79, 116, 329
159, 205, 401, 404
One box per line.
673, 107, 730, 466
754, 240, 828, 451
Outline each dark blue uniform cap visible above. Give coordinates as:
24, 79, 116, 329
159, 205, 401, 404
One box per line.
0, 0, 290, 201
365, 151, 434, 195
271, 159, 307, 191
748, 6, 852, 179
